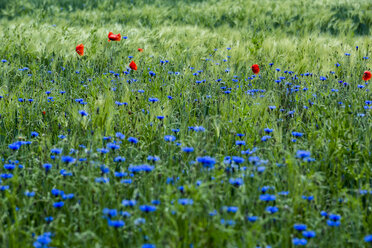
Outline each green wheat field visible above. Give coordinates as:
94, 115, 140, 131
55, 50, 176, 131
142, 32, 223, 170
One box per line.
0, 0, 371, 247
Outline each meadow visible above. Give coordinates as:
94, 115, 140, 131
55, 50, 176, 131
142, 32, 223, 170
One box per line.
0, 0, 371, 247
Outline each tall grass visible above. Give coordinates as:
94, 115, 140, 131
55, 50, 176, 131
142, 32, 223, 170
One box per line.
0, 0, 371, 247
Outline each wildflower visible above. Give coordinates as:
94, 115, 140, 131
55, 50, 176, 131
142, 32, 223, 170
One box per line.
261, 136, 271, 142
293, 224, 307, 231
302, 231, 316, 238
108, 32, 121, 41
178, 198, 194, 205
365, 235, 372, 242
139, 205, 157, 213
236, 140, 245, 146
79, 110, 88, 116
138, 48, 143, 52
76, 44, 84, 56
363, 71, 371, 81
197, 156, 216, 168
128, 137, 138, 144
31, 131, 39, 137
108, 220, 125, 228
259, 194, 276, 201
292, 132, 303, 137
142, 244, 156, 248
296, 150, 311, 159
61, 156, 76, 163
43, 164, 52, 172
266, 206, 278, 214
247, 216, 259, 222
129, 61, 137, 70
292, 238, 307, 246
53, 201, 64, 208
122, 199, 136, 207
251, 64, 259, 74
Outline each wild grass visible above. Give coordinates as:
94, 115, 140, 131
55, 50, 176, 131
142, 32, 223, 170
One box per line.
0, 0, 371, 247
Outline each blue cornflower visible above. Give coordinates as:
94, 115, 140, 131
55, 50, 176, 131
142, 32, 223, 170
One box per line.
139, 205, 157, 213
128, 137, 138, 144
121, 179, 132, 184
61, 156, 76, 163
79, 110, 88, 116
95, 177, 109, 183
122, 200, 136, 207
1, 173, 13, 179
265, 206, 278, 214
226, 206, 238, 213
108, 220, 125, 228
302, 231, 316, 238
114, 156, 126, 162
142, 244, 156, 248
31, 131, 39, 137
33, 233, 53, 248
235, 140, 245, 146
294, 224, 307, 231
178, 198, 194, 205
292, 132, 303, 137
327, 220, 340, 227
197, 156, 216, 168
264, 128, 273, 133
45, 216, 54, 223
296, 150, 311, 159
329, 214, 341, 221
25, 191, 35, 197
182, 147, 194, 153
247, 216, 259, 222
128, 164, 154, 173
147, 155, 160, 162
107, 143, 120, 150
229, 178, 243, 187
53, 201, 64, 208
261, 136, 271, 142
62, 193, 74, 200
43, 163, 52, 172
4, 164, 15, 170
365, 235, 372, 242
259, 194, 276, 202
164, 135, 176, 142
8, 143, 20, 150
220, 219, 235, 226
292, 238, 307, 246
116, 132, 125, 139
51, 148, 62, 154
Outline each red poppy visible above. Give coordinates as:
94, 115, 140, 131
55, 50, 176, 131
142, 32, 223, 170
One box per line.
76, 44, 84, 56
138, 48, 143, 52
251, 64, 259, 74
362, 71, 371, 81
42, 111, 46, 115
129, 61, 137, 71
108, 32, 121, 42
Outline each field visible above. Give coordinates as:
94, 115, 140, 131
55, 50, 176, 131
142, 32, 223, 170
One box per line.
0, 0, 371, 247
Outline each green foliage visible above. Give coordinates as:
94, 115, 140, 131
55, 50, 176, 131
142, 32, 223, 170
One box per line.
0, 0, 371, 247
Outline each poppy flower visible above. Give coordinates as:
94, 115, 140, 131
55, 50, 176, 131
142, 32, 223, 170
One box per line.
129, 61, 137, 71
138, 48, 143, 52
108, 32, 121, 42
42, 111, 46, 115
76, 44, 84, 56
362, 71, 371, 81
251, 64, 259, 74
